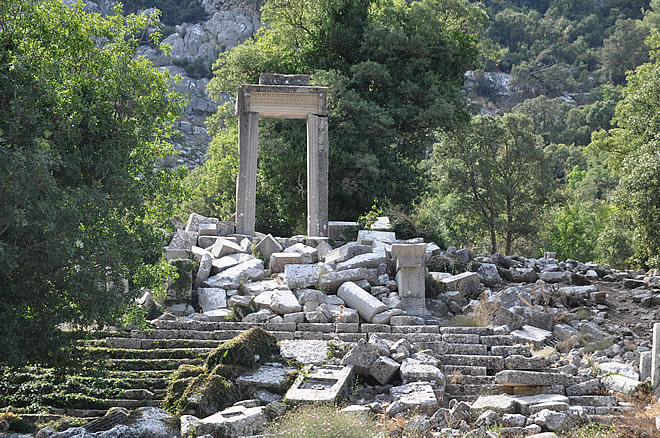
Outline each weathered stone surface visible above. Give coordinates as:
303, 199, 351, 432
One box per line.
471, 395, 518, 415
400, 358, 443, 384
553, 323, 578, 340
318, 303, 359, 323
565, 379, 602, 396
284, 264, 320, 289
496, 370, 567, 386
369, 356, 400, 385
195, 406, 266, 437
295, 288, 326, 305
510, 267, 538, 283
511, 325, 553, 346
236, 364, 294, 391
358, 230, 396, 246
601, 374, 640, 394
372, 308, 404, 325
318, 267, 370, 294
387, 382, 438, 416
441, 272, 480, 297
341, 338, 380, 375
186, 213, 220, 234
478, 263, 501, 286
254, 234, 282, 262
285, 364, 354, 404
324, 243, 372, 265
283, 243, 318, 264
194, 253, 213, 289
270, 253, 305, 273
169, 230, 197, 250
337, 282, 388, 322
197, 288, 227, 312
209, 238, 245, 258
531, 409, 578, 432
280, 340, 328, 365
337, 252, 386, 271
211, 253, 252, 275
202, 258, 264, 289
270, 289, 302, 314
540, 271, 570, 283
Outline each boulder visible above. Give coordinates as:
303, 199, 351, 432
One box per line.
195, 406, 267, 438
254, 234, 282, 261
369, 356, 400, 385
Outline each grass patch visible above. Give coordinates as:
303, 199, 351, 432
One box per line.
205, 326, 279, 370
559, 423, 619, 437
266, 403, 380, 438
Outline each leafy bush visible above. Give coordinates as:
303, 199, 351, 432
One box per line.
426, 254, 468, 275
266, 403, 381, 438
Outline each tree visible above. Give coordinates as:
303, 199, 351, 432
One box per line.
195, 0, 487, 233
592, 31, 660, 267
598, 18, 649, 85
0, 0, 185, 365
432, 113, 551, 254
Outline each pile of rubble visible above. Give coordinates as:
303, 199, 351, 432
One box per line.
30, 212, 659, 438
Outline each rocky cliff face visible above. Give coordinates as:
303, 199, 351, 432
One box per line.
140, 0, 263, 168
74, 0, 262, 168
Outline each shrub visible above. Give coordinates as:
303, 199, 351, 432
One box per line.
426, 254, 468, 275
205, 326, 279, 370
266, 403, 380, 438
174, 374, 232, 417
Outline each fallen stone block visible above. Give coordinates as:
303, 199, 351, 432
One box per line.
337, 252, 386, 271
283, 243, 318, 264
369, 356, 400, 385
530, 409, 579, 433
270, 253, 304, 273
441, 271, 480, 297
270, 289, 302, 314
324, 242, 372, 265
495, 370, 568, 387
279, 340, 328, 365
358, 230, 396, 246
400, 358, 444, 385
478, 263, 501, 286
197, 288, 227, 312
202, 258, 264, 289
195, 406, 266, 437
254, 234, 282, 262
209, 238, 245, 259
511, 325, 553, 347
387, 381, 438, 416
236, 364, 294, 391
284, 264, 320, 289
341, 338, 380, 375
285, 364, 354, 404
193, 253, 213, 289
471, 394, 518, 415
318, 267, 371, 294
337, 281, 387, 322
372, 308, 403, 324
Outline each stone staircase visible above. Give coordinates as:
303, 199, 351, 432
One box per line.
3, 320, 623, 425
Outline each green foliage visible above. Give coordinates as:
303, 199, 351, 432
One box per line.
171, 373, 232, 416
205, 326, 279, 370
266, 403, 381, 438
0, 0, 186, 366
119, 0, 207, 26
193, 0, 488, 231
592, 30, 660, 268
431, 113, 552, 254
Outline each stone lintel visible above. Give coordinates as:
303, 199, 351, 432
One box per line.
259, 73, 310, 86
237, 84, 327, 118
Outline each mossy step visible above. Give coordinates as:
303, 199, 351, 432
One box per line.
103, 399, 163, 409
82, 346, 213, 360
106, 370, 175, 379
104, 358, 203, 371
104, 337, 219, 349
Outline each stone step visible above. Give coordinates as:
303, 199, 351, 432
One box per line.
442, 365, 487, 376
84, 347, 213, 359
490, 345, 532, 357
440, 327, 494, 336
447, 375, 496, 385
441, 354, 505, 371
105, 358, 203, 371
479, 335, 518, 347
107, 370, 176, 379
567, 395, 618, 407
445, 384, 500, 396
442, 334, 480, 344
104, 399, 163, 409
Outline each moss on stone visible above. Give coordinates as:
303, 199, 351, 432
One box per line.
205, 326, 279, 370
175, 374, 232, 417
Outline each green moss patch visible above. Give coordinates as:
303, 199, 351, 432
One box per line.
205, 326, 279, 370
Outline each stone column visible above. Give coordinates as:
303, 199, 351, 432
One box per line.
392, 243, 429, 316
236, 111, 259, 236
306, 114, 329, 237
652, 323, 660, 392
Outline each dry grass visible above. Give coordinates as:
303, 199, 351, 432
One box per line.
267, 403, 381, 438
606, 397, 660, 437
530, 345, 556, 359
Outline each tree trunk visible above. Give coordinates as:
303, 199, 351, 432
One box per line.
489, 223, 497, 254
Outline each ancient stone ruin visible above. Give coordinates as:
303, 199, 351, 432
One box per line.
235, 73, 329, 237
